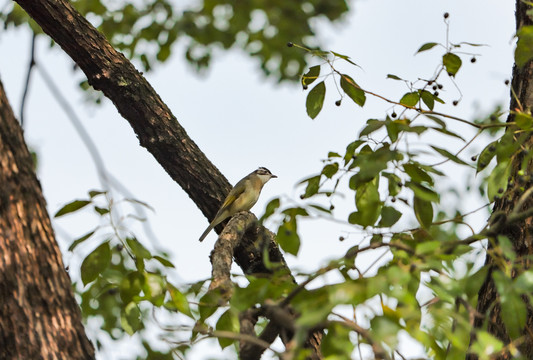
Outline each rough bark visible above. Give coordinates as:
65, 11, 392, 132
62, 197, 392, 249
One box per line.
0, 79, 95, 359
469, 1, 533, 359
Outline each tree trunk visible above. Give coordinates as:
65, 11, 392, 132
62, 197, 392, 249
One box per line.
470, 1, 533, 358
0, 79, 95, 359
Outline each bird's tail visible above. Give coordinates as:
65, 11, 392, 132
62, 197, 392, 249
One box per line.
198, 223, 215, 242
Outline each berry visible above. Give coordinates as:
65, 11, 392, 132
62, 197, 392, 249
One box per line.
330, 204, 335, 210
444, 12, 449, 19
432, 85, 438, 91
434, 91, 439, 96
339, 236, 345, 241
471, 57, 476, 63
505, 79, 510, 85
335, 99, 341, 106
438, 84, 443, 89
453, 100, 458, 106
287, 42, 293, 47
303, 84, 308, 90
471, 155, 477, 161
391, 112, 397, 118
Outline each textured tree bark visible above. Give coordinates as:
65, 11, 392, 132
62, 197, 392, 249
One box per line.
469, 1, 533, 359
0, 79, 95, 359
13, 0, 322, 357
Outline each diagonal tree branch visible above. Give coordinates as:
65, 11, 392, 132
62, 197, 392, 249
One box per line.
15, 0, 230, 223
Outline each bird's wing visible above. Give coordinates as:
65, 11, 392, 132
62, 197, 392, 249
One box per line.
219, 179, 247, 210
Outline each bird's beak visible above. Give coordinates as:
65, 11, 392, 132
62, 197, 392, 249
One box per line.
271, 174, 278, 178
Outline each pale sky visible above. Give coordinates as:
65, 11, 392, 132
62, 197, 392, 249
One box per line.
0, 0, 516, 358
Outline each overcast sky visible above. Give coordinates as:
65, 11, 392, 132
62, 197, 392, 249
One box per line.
0, 0, 516, 358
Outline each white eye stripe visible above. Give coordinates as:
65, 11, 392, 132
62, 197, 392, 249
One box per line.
256, 167, 272, 175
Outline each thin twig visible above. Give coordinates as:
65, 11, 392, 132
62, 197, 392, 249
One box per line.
20, 33, 36, 127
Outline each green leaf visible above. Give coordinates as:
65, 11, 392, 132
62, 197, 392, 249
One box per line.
403, 163, 433, 185
143, 273, 166, 305
216, 309, 240, 349
413, 196, 433, 228
340, 74, 366, 107
349, 179, 381, 227
321, 322, 353, 357
167, 285, 193, 318
416, 240, 440, 254
301, 175, 321, 199
126, 238, 152, 259
464, 266, 489, 298
385, 120, 400, 142
487, 160, 510, 201
153, 255, 175, 268
277, 216, 300, 255
68, 230, 96, 251
302, 65, 320, 87
360, 119, 385, 137
199, 291, 222, 321
406, 182, 439, 203
322, 163, 339, 179
399, 92, 420, 107
80, 242, 111, 285
420, 90, 435, 110
493, 272, 527, 339
470, 331, 503, 358
430, 145, 469, 165
121, 302, 142, 335
383, 172, 402, 197
306, 81, 326, 119
386, 74, 403, 80
94, 206, 109, 215
55, 200, 91, 217
344, 140, 365, 164
515, 25, 533, 67
379, 206, 402, 227
331, 51, 358, 66
88, 190, 106, 198
119, 271, 144, 304
443, 52, 462, 76
476, 140, 498, 173
430, 126, 466, 141
416, 42, 439, 53
260, 198, 281, 222
515, 112, 533, 130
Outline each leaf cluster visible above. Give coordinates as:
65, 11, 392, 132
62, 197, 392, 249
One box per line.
1, 0, 350, 82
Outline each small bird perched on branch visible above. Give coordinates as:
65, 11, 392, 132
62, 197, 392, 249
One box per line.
199, 167, 277, 242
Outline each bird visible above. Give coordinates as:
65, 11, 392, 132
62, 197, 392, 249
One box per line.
199, 167, 277, 242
